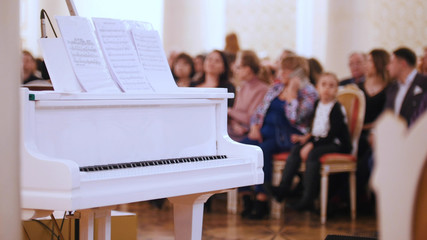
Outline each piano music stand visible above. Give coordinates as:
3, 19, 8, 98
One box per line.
65, 0, 78, 16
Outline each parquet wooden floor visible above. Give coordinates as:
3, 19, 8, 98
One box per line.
118, 193, 377, 240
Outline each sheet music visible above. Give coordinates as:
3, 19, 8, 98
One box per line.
55, 16, 120, 92
92, 18, 154, 93
39, 38, 84, 92
129, 22, 177, 91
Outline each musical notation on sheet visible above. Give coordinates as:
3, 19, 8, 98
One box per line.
55, 16, 120, 92
131, 25, 176, 90
92, 18, 154, 92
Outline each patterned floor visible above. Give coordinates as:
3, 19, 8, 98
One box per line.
118, 193, 377, 240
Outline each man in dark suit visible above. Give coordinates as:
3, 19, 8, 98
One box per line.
339, 52, 366, 86
386, 47, 427, 126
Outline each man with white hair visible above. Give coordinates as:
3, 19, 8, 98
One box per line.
340, 52, 366, 86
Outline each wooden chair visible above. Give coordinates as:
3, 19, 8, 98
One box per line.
372, 112, 427, 240
271, 85, 365, 223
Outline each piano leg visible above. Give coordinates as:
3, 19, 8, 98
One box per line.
79, 209, 94, 240
95, 208, 112, 240
168, 192, 218, 240
78, 207, 113, 240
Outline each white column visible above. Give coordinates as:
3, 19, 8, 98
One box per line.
296, 0, 314, 57
296, 0, 329, 65
20, 0, 40, 55
201, 0, 226, 51
0, 1, 21, 240
324, 0, 369, 78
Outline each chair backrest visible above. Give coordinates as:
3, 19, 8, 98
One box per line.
336, 85, 366, 156
372, 111, 427, 240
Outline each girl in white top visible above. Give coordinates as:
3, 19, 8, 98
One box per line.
272, 72, 352, 211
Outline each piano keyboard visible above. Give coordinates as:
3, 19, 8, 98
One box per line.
79, 155, 227, 172
79, 155, 248, 182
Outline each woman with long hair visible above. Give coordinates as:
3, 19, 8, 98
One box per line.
356, 49, 390, 210
191, 50, 236, 107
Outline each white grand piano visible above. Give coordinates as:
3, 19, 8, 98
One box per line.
20, 87, 263, 240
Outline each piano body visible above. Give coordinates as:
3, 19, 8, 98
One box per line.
20, 87, 263, 240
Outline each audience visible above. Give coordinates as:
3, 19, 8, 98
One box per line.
171, 52, 195, 87
417, 47, 427, 75
35, 58, 50, 80
258, 65, 274, 85
193, 54, 206, 81
260, 58, 277, 83
162, 44, 427, 220
167, 50, 179, 68
228, 50, 269, 141
277, 49, 296, 63
191, 50, 236, 107
385, 47, 427, 125
274, 49, 296, 77
224, 32, 240, 55
272, 72, 352, 211
21, 50, 43, 84
30, 27, 427, 220
308, 58, 324, 85
410, 91, 427, 126
225, 52, 238, 88
239, 56, 318, 219
340, 52, 366, 86
356, 49, 391, 210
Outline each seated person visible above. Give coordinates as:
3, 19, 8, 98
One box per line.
386, 47, 427, 126
191, 50, 236, 107
171, 52, 195, 87
192, 54, 205, 81
21, 50, 43, 84
228, 50, 269, 141
340, 52, 366, 86
410, 91, 427, 126
239, 56, 318, 219
272, 72, 352, 211
355, 49, 390, 210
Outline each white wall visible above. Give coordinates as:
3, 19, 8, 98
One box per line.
21, 0, 164, 57
21, 0, 427, 77
225, 0, 296, 61
163, 0, 225, 56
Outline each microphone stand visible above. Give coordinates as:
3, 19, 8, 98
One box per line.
40, 10, 47, 38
